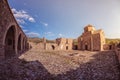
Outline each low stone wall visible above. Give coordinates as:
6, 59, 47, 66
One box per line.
115, 48, 120, 64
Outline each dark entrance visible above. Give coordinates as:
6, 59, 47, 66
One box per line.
85, 45, 88, 50
22, 38, 25, 51
52, 45, 55, 50
5, 26, 16, 58
74, 45, 78, 50
18, 34, 22, 53
66, 46, 68, 50
109, 45, 112, 50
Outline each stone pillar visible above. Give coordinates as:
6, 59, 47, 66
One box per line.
0, 44, 5, 61
43, 37, 46, 50
91, 36, 93, 51
79, 37, 83, 50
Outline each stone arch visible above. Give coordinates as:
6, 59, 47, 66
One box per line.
25, 38, 27, 50
17, 33, 22, 53
22, 37, 25, 51
85, 45, 88, 50
84, 42, 88, 50
4, 25, 16, 58
22, 37, 27, 51
66, 46, 68, 50
3, 23, 17, 45
51, 45, 55, 50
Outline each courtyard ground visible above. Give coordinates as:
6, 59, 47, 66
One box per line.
0, 49, 120, 80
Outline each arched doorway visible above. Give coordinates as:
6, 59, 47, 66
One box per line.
109, 45, 112, 50
51, 45, 55, 50
85, 45, 88, 50
74, 45, 78, 50
17, 34, 22, 53
22, 38, 25, 51
66, 46, 68, 50
25, 39, 27, 50
5, 26, 16, 58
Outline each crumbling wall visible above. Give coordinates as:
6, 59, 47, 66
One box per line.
37, 38, 73, 51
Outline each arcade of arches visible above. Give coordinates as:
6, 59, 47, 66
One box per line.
0, 0, 29, 60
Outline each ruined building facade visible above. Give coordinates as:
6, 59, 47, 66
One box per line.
38, 38, 73, 51
0, 0, 28, 60
78, 25, 105, 51
55, 38, 73, 50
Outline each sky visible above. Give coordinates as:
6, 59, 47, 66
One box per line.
8, 0, 120, 40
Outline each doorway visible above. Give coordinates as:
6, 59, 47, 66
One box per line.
51, 45, 55, 50
85, 45, 88, 50
5, 26, 16, 58
66, 46, 68, 50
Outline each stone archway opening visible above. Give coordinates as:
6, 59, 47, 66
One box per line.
5, 26, 16, 58
22, 38, 25, 51
17, 34, 22, 54
25, 39, 27, 50
22, 38, 26, 52
66, 46, 68, 50
51, 45, 55, 50
85, 45, 88, 50
109, 45, 112, 50
74, 45, 78, 50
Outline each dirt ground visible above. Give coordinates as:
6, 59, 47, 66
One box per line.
0, 48, 120, 80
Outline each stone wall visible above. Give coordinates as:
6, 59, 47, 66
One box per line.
36, 38, 73, 51
115, 48, 120, 64
56, 38, 73, 50
0, 0, 28, 60
103, 44, 115, 50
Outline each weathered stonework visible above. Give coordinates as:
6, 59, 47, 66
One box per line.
0, 0, 28, 60
38, 38, 73, 51
56, 38, 73, 50
115, 47, 120, 64
103, 44, 116, 50
78, 24, 105, 51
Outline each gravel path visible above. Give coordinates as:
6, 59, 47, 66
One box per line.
0, 49, 120, 80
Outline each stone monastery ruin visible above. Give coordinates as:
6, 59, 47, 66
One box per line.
0, 0, 120, 65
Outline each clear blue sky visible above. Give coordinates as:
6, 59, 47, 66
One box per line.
8, 0, 120, 39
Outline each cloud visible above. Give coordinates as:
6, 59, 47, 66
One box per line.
23, 30, 28, 33
40, 21, 48, 27
28, 17, 35, 22
44, 23, 48, 27
44, 32, 55, 36
11, 8, 35, 24
58, 33, 64, 37
19, 25, 24, 28
17, 19, 25, 24
26, 32, 40, 38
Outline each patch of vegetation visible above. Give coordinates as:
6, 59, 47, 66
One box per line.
73, 39, 78, 45
28, 38, 56, 44
28, 38, 43, 44
106, 38, 120, 44
46, 39, 56, 43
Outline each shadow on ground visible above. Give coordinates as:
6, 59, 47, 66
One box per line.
54, 51, 120, 80
0, 51, 120, 80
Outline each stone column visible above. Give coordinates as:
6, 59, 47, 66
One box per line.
0, 44, 5, 61
43, 37, 46, 50
90, 36, 93, 51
